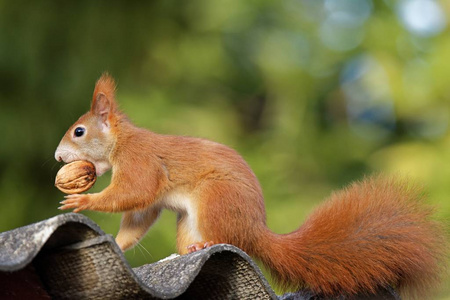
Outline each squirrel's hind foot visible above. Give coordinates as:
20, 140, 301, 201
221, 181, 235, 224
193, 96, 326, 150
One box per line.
187, 241, 215, 253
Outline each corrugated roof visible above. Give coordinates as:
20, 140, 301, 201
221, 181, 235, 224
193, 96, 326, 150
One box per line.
0, 213, 400, 299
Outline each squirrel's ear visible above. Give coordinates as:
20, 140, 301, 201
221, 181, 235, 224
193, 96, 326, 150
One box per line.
91, 73, 117, 123
92, 92, 112, 122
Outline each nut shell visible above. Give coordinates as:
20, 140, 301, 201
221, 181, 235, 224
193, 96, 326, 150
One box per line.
55, 161, 97, 194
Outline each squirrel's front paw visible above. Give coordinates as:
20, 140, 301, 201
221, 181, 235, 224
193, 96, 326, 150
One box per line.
59, 194, 91, 213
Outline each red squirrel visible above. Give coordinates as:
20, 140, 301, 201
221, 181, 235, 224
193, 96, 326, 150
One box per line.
55, 74, 446, 298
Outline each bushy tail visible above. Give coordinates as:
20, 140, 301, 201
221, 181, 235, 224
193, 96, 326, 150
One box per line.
257, 176, 447, 298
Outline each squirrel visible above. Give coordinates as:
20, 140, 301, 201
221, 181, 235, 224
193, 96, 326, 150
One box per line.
55, 73, 446, 298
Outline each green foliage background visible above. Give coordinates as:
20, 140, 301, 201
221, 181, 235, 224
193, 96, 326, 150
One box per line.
0, 1, 449, 297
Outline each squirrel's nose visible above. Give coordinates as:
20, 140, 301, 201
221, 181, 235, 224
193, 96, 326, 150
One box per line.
55, 147, 63, 162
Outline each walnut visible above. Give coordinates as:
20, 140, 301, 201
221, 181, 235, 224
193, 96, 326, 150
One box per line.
55, 161, 97, 194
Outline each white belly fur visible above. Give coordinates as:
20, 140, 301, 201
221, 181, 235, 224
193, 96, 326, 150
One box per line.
159, 190, 203, 242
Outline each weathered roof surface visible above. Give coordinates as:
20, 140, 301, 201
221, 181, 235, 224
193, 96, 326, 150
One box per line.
0, 213, 400, 300
0, 213, 278, 299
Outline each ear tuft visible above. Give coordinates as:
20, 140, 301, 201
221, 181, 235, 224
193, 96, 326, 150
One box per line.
91, 72, 117, 113
90, 73, 118, 123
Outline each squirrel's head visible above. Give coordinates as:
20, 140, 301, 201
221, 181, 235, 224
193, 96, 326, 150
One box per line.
55, 73, 119, 176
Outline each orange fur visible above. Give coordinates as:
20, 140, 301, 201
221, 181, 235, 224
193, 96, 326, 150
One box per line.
55, 74, 448, 298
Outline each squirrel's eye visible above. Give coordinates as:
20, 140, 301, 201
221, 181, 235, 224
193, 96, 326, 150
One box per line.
74, 127, 85, 137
